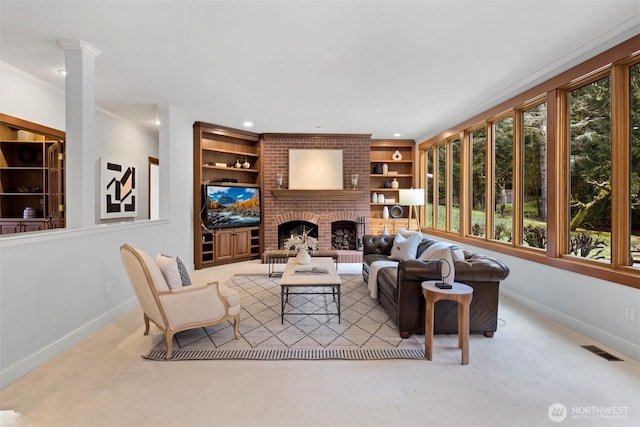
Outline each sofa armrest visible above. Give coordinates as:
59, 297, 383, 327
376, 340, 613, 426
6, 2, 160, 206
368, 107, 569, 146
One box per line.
398, 259, 442, 280
363, 234, 395, 256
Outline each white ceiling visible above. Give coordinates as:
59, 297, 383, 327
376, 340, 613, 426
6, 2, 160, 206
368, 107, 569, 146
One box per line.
1, 1, 638, 141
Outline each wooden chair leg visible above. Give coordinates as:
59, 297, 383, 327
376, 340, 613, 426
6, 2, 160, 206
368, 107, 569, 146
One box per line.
165, 332, 174, 360
143, 313, 150, 335
233, 315, 240, 339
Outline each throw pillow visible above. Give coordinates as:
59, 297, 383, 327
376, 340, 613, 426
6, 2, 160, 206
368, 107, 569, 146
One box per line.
390, 231, 422, 261
156, 254, 192, 289
418, 241, 465, 262
175, 257, 192, 287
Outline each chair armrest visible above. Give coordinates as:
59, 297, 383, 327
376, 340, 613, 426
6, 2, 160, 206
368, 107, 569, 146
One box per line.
159, 282, 227, 329
169, 282, 209, 293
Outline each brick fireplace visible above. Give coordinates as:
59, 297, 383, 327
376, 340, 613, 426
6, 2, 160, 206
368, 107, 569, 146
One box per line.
262, 134, 371, 263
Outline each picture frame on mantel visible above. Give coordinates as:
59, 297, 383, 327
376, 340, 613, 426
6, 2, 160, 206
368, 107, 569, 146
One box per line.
288, 149, 343, 190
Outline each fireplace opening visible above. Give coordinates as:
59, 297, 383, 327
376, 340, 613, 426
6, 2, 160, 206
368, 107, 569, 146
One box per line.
278, 221, 318, 249
331, 220, 357, 250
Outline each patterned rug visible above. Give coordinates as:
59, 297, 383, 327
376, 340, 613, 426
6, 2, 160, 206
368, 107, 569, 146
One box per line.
143, 274, 425, 360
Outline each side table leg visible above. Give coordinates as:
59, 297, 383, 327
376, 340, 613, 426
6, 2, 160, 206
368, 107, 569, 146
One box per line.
425, 296, 435, 361
459, 298, 470, 365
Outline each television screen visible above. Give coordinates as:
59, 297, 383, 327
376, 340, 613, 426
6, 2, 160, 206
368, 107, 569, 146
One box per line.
205, 184, 261, 229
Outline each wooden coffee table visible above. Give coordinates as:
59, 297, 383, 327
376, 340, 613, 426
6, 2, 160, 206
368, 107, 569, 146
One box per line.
280, 257, 342, 324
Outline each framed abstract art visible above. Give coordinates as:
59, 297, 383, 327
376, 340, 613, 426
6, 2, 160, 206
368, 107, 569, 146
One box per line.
100, 157, 137, 219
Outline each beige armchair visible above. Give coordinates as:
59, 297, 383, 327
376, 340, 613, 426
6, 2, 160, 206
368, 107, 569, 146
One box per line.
120, 243, 240, 359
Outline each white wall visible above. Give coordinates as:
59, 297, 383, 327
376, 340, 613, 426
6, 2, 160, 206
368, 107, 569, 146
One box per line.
94, 111, 158, 222
0, 63, 193, 388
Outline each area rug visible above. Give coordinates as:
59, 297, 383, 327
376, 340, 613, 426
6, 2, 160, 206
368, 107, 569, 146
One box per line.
143, 274, 425, 361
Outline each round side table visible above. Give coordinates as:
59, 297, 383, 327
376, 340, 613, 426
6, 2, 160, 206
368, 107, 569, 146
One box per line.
421, 281, 474, 365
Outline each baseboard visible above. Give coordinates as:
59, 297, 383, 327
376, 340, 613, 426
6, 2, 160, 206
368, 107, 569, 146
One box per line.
501, 289, 640, 361
0, 297, 138, 389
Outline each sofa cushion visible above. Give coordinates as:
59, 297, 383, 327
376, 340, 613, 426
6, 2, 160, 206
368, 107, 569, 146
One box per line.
156, 254, 192, 289
390, 231, 422, 261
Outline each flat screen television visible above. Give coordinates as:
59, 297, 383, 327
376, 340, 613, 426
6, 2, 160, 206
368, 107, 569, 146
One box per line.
204, 184, 261, 229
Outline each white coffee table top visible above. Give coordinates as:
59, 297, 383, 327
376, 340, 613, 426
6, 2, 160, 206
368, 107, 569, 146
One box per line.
281, 257, 341, 286
422, 280, 473, 295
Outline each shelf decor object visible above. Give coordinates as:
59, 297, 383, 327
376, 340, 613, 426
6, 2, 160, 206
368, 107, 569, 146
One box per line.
399, 188, 424, 231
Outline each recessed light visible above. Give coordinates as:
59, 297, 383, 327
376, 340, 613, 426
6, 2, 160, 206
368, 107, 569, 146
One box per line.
243, 121, 253, 128
393, 133, 401, 137
153, 119, 161, 126
57, 69, 67, 76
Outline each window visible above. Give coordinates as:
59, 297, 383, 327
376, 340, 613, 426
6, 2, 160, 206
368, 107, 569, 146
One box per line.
492, 117, 513, 242
470, 128, 487, 237
521, 103, 548, 250
450, 138, 461, 233
630, 63, 640, 268
418, 37, 639, 288
568, 76, 611, 262
424, 148, 434, 228
436, 144, 447, 230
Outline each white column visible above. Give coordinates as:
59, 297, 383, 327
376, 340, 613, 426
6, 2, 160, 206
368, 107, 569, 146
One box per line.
58, 39, 101, 228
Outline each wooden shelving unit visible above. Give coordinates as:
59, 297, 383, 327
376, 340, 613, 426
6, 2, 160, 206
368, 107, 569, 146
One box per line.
369, 139, 417, 234
193, 121, 262, 269
0, 114, 65, 234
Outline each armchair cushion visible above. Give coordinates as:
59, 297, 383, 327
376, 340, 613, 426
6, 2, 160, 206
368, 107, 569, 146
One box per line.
156, 254, 192, 289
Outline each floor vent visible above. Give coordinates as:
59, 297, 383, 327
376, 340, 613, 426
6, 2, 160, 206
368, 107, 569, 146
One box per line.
581, 345, 623, 361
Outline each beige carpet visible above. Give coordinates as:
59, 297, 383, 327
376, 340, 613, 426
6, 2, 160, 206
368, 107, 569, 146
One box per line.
144, 274, 424, 360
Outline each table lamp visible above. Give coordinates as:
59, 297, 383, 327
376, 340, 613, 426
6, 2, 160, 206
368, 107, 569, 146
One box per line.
435, 250, 455, 289
399, 188, 425, 231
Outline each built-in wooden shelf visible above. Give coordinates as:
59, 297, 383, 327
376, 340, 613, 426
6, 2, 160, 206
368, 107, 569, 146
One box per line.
271, 189, 363, 201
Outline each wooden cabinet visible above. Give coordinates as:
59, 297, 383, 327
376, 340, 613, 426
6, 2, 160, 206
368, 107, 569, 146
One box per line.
370, 139, 417, 234
193, 122, 262, 268
213, 227, 257, 263
0, 114, 65, 234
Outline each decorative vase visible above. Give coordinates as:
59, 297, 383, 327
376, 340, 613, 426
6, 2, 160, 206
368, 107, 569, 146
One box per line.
382, 225, 389, 236
392, 150, 403, 161
382, 163, 389, 175
382, 206, 389, 219
377, 193, 385, 203
391, 178, 399, 189
235, 158, 242, 168
243, 158, 251, 168
384, 180, 391, 188
372, 192, 378, 203
296, 249, 312, 265
374, 163, 383, 174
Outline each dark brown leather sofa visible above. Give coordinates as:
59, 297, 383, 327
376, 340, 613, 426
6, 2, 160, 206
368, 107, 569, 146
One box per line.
363, 234, 510, 338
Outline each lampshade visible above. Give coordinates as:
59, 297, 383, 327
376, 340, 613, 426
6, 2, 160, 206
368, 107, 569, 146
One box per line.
399, 188, 425, 206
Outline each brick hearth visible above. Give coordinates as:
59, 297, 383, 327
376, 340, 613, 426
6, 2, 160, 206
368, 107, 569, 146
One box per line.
262, 134, 371, 263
